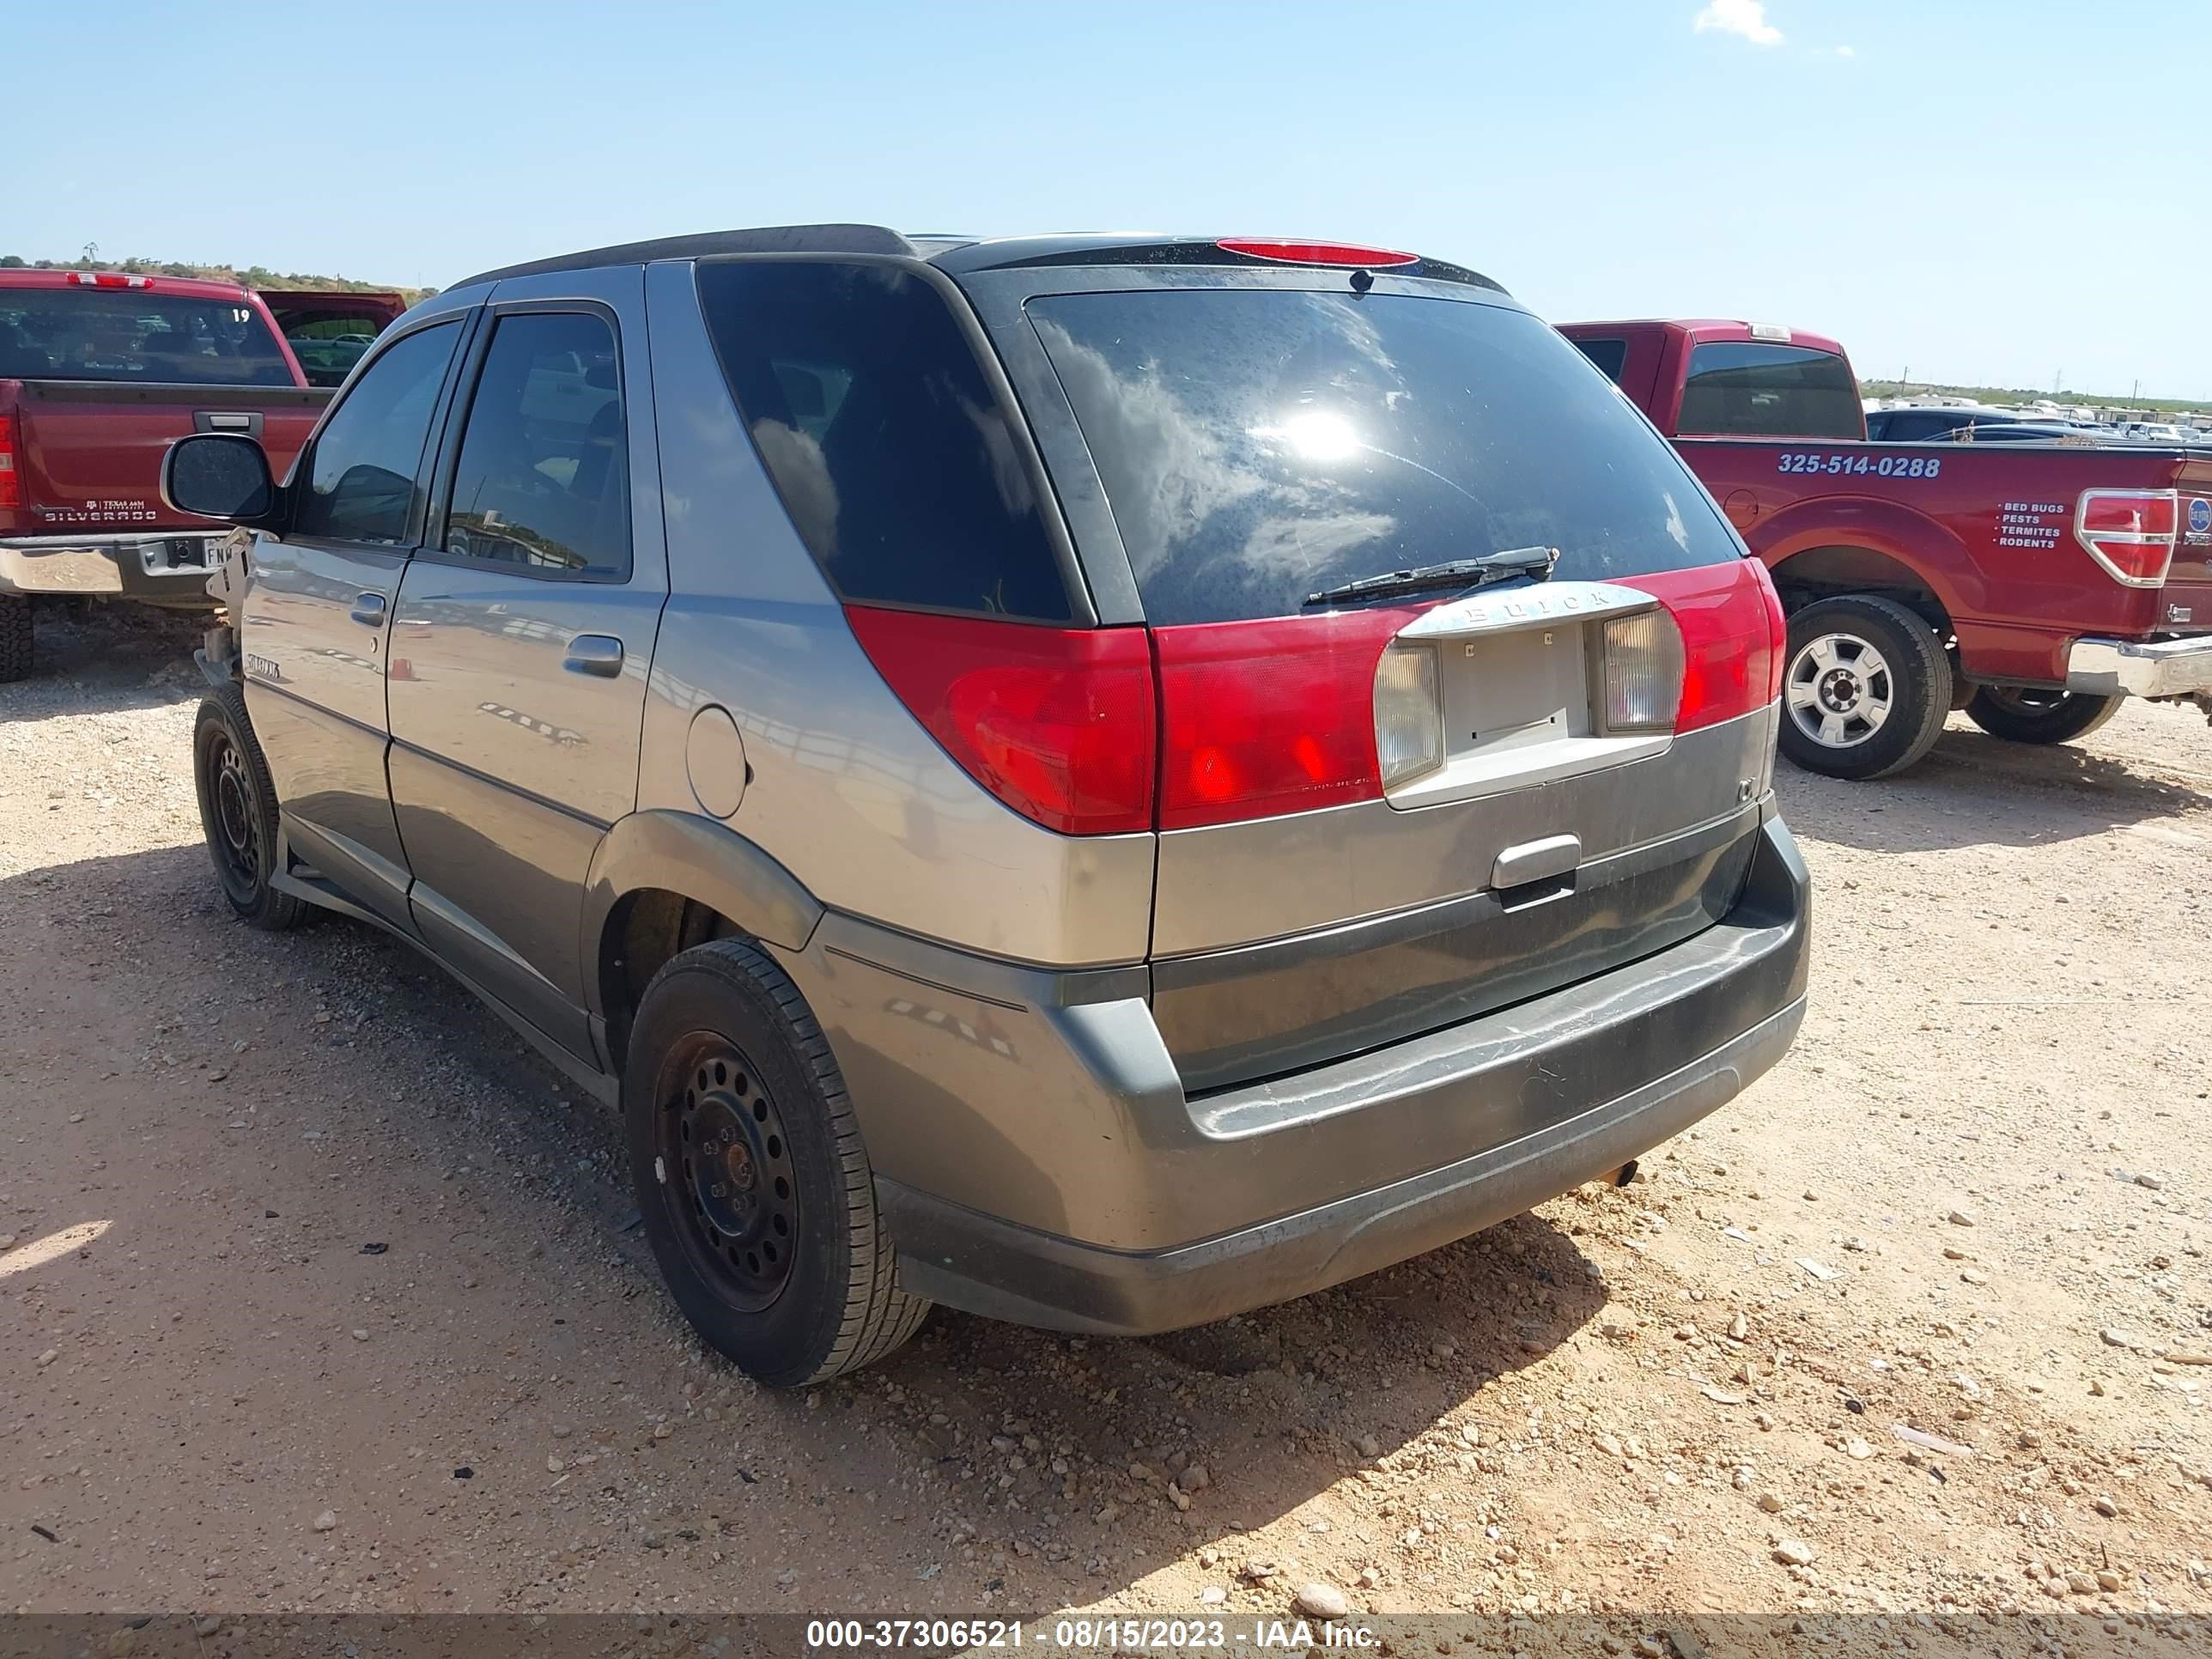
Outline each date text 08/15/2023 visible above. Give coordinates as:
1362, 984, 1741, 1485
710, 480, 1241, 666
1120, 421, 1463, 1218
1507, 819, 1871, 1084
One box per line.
805, 1618, 1380, 1650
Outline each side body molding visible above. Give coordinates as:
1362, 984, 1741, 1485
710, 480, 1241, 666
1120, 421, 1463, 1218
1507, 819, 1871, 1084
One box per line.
579, 809, 824, 1016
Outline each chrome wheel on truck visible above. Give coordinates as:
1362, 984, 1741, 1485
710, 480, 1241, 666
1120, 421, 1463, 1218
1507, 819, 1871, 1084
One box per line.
1786, 633, 1893, 751
1777, 594, 1954, 781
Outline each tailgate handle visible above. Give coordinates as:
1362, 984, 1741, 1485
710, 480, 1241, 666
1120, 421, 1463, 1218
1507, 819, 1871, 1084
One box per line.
194, 410, 264, 438
1492, 834, 1581, 892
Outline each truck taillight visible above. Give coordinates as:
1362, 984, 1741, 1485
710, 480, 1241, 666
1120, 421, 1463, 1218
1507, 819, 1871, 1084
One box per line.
2075, 489, 2178, 586
0, 413, 20, 510
64, 270, 153, 289
842, 606, 1158, 836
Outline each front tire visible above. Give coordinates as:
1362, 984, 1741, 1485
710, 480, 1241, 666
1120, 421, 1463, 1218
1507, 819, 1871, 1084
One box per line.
624, 939, 929, 1387
1778, 595, 1954, 781
0, 593, 33, 684
192, 684, 307, 931
1965, 685, 2124, 745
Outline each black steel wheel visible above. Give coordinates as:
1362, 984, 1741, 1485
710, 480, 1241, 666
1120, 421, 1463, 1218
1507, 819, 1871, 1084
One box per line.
1965, 685, 2124, 745
191, 684, 306, 930
624, 938, 929, 1386
658, 1034, 801, 1311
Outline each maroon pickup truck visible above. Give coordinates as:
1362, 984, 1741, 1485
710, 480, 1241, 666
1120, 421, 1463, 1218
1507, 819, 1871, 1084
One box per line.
0, 270, 331, 680
1560, 319, 2212, 779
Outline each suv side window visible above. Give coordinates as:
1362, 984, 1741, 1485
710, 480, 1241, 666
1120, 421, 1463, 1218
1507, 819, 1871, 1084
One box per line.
293, 320, 461, 544
443, 311, 630, 579
696, 259, 1071, 622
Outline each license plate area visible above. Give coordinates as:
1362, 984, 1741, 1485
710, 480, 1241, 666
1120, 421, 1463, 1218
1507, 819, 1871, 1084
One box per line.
1385, 580, 1674, 809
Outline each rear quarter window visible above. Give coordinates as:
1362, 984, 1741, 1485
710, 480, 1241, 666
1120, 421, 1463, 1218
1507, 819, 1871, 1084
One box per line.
1024, 288, 1742, 626
696, 260, 1071, 622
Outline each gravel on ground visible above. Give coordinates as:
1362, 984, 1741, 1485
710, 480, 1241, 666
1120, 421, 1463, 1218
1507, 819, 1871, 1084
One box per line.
3, 605, 2209, 1626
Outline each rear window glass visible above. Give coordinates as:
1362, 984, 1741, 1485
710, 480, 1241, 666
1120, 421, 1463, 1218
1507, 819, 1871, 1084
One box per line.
0, 287, 294, 386
1676, 342, 1863, 440
696, 261, 1070, 621
1025, 289, 1740, 627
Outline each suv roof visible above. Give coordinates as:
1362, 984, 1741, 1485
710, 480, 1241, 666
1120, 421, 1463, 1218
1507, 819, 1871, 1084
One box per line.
451, 224, 1503, 293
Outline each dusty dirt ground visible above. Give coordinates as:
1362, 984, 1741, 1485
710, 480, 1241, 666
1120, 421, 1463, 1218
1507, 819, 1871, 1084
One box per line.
3, 605, 2209, 1632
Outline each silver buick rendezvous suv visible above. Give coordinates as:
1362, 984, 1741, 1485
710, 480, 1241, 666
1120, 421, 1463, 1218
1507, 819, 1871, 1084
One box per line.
162, 226, 1810, 1386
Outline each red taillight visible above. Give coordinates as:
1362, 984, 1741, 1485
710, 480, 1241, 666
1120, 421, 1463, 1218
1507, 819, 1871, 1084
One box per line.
0, 413, 20, 510
1154, 608, 1419, 830
1216, 238, 1420, 269
64, 270, 154, 289
1623, 559, 1785, 732
2075, 489, 2178, 586
842, 606, 1156, 836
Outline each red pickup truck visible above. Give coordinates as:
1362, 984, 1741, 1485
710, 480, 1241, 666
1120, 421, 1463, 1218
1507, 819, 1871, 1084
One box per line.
1560, 319, 2212, 778
0, 270, 331, 680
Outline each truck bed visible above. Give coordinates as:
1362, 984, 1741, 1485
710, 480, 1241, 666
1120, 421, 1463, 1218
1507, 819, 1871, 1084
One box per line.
1676, 434, 2212, 683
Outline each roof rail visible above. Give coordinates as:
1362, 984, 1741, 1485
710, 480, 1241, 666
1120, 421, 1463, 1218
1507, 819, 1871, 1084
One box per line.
450, 223, 916, 290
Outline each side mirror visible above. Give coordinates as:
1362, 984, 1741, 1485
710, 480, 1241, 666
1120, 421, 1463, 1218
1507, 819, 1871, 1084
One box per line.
162, 434, 279, 526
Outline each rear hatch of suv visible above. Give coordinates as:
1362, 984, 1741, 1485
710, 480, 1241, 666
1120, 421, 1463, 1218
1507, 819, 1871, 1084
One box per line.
951, 242, 1786, 1093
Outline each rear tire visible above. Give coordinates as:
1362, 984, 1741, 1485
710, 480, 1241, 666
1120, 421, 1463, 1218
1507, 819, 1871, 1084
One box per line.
192, 684, 307, 931
624, 938, 929, 1387
1778, 594, 1954, 781
1965, 686, 2124, 745
0, 593, 32, 684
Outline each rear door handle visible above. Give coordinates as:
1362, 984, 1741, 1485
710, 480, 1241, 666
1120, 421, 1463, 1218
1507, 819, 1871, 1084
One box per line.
563, 635, 624, 678
349, 592, 388, 626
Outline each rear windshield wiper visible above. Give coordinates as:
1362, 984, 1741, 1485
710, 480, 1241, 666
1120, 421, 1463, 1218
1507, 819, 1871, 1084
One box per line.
1303, 545, 1559, 609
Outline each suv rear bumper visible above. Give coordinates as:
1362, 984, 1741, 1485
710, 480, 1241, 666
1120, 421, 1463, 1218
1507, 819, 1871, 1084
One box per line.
2066, 634, 2212, 699
0, 532, 225, 604
790, 811, 1810, 1337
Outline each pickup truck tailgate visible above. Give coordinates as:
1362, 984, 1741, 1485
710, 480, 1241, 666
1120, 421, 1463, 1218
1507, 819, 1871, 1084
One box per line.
5, 380, 324, 534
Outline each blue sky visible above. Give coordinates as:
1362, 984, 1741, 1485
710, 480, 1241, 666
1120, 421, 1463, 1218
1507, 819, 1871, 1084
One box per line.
14, 1, 2208, 398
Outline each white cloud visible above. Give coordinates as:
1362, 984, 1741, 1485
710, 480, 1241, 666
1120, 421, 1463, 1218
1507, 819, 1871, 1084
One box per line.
1834, 45, 1856, 57
1694, 0, 1784, 47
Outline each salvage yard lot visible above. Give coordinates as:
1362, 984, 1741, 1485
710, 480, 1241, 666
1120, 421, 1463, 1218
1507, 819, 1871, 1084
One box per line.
3, 608, 2209, 1621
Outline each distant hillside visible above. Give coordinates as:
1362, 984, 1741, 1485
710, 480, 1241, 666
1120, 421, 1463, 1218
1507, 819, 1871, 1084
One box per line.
1863, 378, 2212, 417
0, 253, 431, 303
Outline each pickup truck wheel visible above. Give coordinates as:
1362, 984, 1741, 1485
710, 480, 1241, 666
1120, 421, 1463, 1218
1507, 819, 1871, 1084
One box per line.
1778, 595, 1954, 781
1965, 686, 2124, 745
0, 594, 32, 684
192, 684, 307, 931
624, 938, 929, 1387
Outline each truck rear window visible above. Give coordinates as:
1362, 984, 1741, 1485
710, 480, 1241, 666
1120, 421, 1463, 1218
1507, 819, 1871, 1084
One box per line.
1676, 342, 1862, 441
0, 289, 295, 386
1024, 289, 1741, 627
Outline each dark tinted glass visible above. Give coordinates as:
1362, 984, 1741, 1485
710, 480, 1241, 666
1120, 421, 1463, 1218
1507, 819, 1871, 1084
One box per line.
1026, 289, 1740, 627
1571, 336, 1628, 384
697, 260, 1070, 621
0, 288, 295, 386
294, 321, 459, 544
445, 312, 630, 579
1676, 342, 1863, 440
